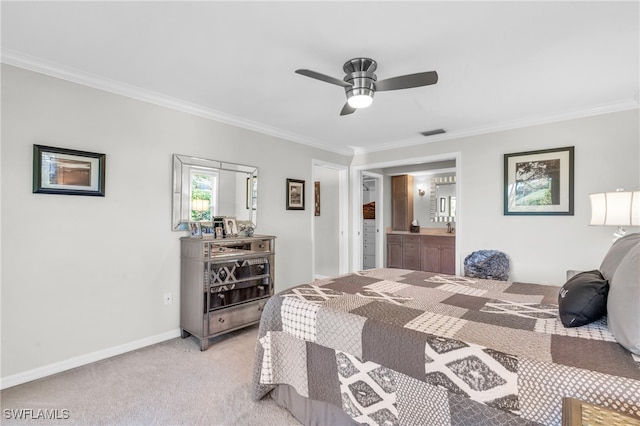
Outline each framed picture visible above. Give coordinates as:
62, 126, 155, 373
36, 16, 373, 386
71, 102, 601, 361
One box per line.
314, 181, 320, 216
189, 222, 202, 238
504, 146, 574, 215
224, 217, 238, 236
286, 178, 305, 210
33, 145, 105, 196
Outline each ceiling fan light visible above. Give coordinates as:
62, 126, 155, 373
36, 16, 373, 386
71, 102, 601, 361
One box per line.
347, 94, 373, 109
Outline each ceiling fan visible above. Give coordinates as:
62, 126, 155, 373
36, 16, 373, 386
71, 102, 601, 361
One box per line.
295, 57, 438, 116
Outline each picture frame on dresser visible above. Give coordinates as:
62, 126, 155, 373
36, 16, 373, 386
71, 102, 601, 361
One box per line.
33, 144, 106, 196
224, 217, 238, 236
504, 146, 574, 216
189, 222, 202, 238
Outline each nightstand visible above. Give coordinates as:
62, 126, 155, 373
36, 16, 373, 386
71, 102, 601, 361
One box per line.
562, 397, 640, 426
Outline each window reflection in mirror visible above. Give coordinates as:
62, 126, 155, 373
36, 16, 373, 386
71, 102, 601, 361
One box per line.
190, 170, 218, 221
172, 154, 257, 231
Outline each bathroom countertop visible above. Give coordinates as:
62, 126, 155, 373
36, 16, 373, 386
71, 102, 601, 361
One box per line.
386, 228, 455, 237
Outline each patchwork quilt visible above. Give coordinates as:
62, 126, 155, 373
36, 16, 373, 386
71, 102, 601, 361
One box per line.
251, 269, 640, 425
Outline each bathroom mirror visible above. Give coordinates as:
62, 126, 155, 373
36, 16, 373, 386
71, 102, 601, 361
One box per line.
172, 154, 257, 231
430, 175, 456, 223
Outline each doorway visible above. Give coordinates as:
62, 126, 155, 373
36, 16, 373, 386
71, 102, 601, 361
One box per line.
362, 172, 383, 270
351, 152, 461, 274
312, 160, 348, 279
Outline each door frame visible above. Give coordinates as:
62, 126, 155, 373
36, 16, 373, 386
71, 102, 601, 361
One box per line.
351, 152, 461, 274
355, 171, 384, 271
311, 159, 349, 279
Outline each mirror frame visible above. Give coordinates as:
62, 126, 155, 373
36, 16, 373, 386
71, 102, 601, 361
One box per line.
430, 175, 456, 223
172, 154, 257, 231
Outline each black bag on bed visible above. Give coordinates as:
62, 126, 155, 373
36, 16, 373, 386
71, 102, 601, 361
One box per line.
558, 270, 609, 327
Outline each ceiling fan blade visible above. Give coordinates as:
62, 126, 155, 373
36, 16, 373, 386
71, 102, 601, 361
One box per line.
375, 71, 438, 91
295, 69, 352, 88
340, 102, 356, 116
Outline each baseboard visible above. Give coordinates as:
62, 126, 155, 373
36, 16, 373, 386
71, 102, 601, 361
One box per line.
0, 328, 182, 390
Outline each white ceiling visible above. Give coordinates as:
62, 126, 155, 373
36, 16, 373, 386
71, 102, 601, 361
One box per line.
2, 1, 639, 155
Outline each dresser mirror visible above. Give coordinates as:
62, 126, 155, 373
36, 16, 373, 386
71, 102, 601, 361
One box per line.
430, 175, 456, 223
172, 154, 257, 231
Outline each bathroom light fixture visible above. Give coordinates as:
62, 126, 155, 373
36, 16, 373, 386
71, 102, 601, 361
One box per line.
589, 189, 639, 239
417, 185, 426, 197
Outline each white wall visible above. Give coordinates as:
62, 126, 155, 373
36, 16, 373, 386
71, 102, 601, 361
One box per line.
354, 109, 640, 285
313, 166, 340, 277
1, 65, 349, 382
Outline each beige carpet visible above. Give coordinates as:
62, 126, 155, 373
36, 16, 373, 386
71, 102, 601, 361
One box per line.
1, 325, 300, 425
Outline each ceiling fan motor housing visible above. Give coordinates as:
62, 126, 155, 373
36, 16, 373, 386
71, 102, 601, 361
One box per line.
343, 58, 377, 105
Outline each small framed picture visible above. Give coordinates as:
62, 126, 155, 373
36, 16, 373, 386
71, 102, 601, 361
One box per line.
33, 144, 106, 196
189, 222, 202, 238
224, 217, 238, 236
314, 181, 320, 216
215, 227, 224, 238
286, 178, 305, 210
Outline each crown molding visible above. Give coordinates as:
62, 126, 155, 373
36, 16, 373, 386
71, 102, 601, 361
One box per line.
352, 100, 640, 155
3, 50, 636, 158
1, 50, 353, 156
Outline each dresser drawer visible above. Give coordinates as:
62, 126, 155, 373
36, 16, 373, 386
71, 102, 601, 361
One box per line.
403, 235, 421, 245
251, 240, 271, 252
364, 224, 376, 232
363, 235, 376, 245
421, 235, 454, 247
208, 298, 267, 334
363, 243, 376, 255
387, 234, 402, 243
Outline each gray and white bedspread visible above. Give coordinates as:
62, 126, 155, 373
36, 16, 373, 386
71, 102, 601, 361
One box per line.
251, 268, 640, 425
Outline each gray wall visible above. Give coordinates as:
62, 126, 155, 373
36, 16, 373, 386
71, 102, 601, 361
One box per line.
313, 166, 340, 277
354, 109, 640, 285
1, 65, 349, 381
2, 63, 638, 385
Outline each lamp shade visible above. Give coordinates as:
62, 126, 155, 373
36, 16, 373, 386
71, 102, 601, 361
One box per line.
589, 191, 640, 226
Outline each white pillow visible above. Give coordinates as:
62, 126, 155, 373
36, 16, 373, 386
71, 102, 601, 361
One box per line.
599, 233, 640, 282
607, 242, 640, 354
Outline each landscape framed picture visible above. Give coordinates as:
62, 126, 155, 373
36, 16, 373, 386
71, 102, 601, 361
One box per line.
504, 146, 574, 215
286, 178, 305, 210
33, 145, 106, 196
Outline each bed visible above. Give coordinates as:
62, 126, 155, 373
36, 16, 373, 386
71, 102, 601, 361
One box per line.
251, 249, 640, 425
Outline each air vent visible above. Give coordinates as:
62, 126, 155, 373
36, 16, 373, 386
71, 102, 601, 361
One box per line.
420, 129, 446, 137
